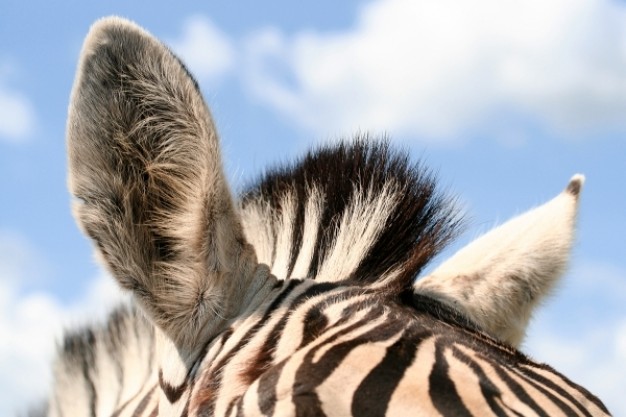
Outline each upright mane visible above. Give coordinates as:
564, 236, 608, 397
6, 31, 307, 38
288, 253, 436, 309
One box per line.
239, 139, 460, 291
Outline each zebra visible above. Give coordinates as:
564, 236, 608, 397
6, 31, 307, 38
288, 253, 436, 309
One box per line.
33, 16, 611, 416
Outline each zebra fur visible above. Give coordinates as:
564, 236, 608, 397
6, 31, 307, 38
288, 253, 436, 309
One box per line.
32, 16, 610, 417
239, 139, 460, 287
415, 176, 585, 347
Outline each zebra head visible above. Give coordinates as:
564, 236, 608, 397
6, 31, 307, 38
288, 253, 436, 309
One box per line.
51, 16, 610, 417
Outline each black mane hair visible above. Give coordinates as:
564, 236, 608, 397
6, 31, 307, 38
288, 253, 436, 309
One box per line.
240, 137, 462, 292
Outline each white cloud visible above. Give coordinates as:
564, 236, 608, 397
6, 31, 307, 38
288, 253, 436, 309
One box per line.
0, 232, 47, 288
524, 260, 626, 416
168, 15, 236, 84
0, 82, 36, 143
0, 232, 125, 416
243, 0, 626, 142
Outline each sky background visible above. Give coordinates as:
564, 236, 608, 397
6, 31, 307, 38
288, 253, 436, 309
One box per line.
1, 0, 625, 415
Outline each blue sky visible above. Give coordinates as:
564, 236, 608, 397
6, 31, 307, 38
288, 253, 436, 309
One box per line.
1, 0, 625, 414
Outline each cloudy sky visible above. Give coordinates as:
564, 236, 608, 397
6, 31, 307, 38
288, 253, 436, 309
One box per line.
1, 0, 625, 414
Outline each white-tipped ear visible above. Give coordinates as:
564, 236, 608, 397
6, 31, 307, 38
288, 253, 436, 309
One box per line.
414, 175, 584, 347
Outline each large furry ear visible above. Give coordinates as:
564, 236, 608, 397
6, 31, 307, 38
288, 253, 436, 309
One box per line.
67, 17, 259, 353
414, 175, 584, 347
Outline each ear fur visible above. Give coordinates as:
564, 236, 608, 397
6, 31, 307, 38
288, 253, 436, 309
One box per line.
67, 17, 260, 352
414, 175, 584, 346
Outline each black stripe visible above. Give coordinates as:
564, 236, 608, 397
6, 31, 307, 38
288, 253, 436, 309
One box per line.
291, 305, 397, 417
235, 396, 246, 417
159, 369, 187, 403
352, 326, 429, 417
513, 365, 597, 417
195, 280, 302, 416
66, 328, 98, 417
247, 281, 353, 385
241, 280, 320, 385
191, 326, 233, 384
286, 188, 306, 279
491, 361, 549, 417
179, 397, 190, 417
296, 286, 379, 350
300, 306, 329, 347
531, 362, 610, 413
131, 387, 156, 417
407, 292, 483, 333
225, 395, 241, 417
104, 308, 126, 411
256, 285, 367, 417
259, 305, 386, 417
257, 361, 288, 416
451, 345, 509, 416
428, 340, 473, 417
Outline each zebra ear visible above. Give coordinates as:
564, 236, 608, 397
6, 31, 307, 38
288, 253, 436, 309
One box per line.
67, 17, 259, 352
414, 175, 584, 347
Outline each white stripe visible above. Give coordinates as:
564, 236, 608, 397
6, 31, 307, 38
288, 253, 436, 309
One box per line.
388, 335, 439, 415
316, 184, 398, 282
240, 199, 275, 268
317, 327, 404, 416
290, 186, 323, 278
444, 345, 496, 415
270, 192, 296, 278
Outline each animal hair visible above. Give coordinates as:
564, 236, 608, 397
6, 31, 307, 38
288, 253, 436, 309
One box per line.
25, 16, 610, 417
239, 138, 461, 289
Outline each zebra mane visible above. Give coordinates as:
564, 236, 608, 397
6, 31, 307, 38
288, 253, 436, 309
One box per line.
239, 139, 461, 292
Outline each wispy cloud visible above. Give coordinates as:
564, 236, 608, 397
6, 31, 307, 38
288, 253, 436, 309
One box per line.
242, 0, 626, 143
0, 78, 36, 143
168, 15, 236, 85
0, 231, 124, 416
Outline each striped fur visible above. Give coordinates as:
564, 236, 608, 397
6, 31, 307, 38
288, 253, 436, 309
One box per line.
32, 16, 611, 417
239, 139, 459, 287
